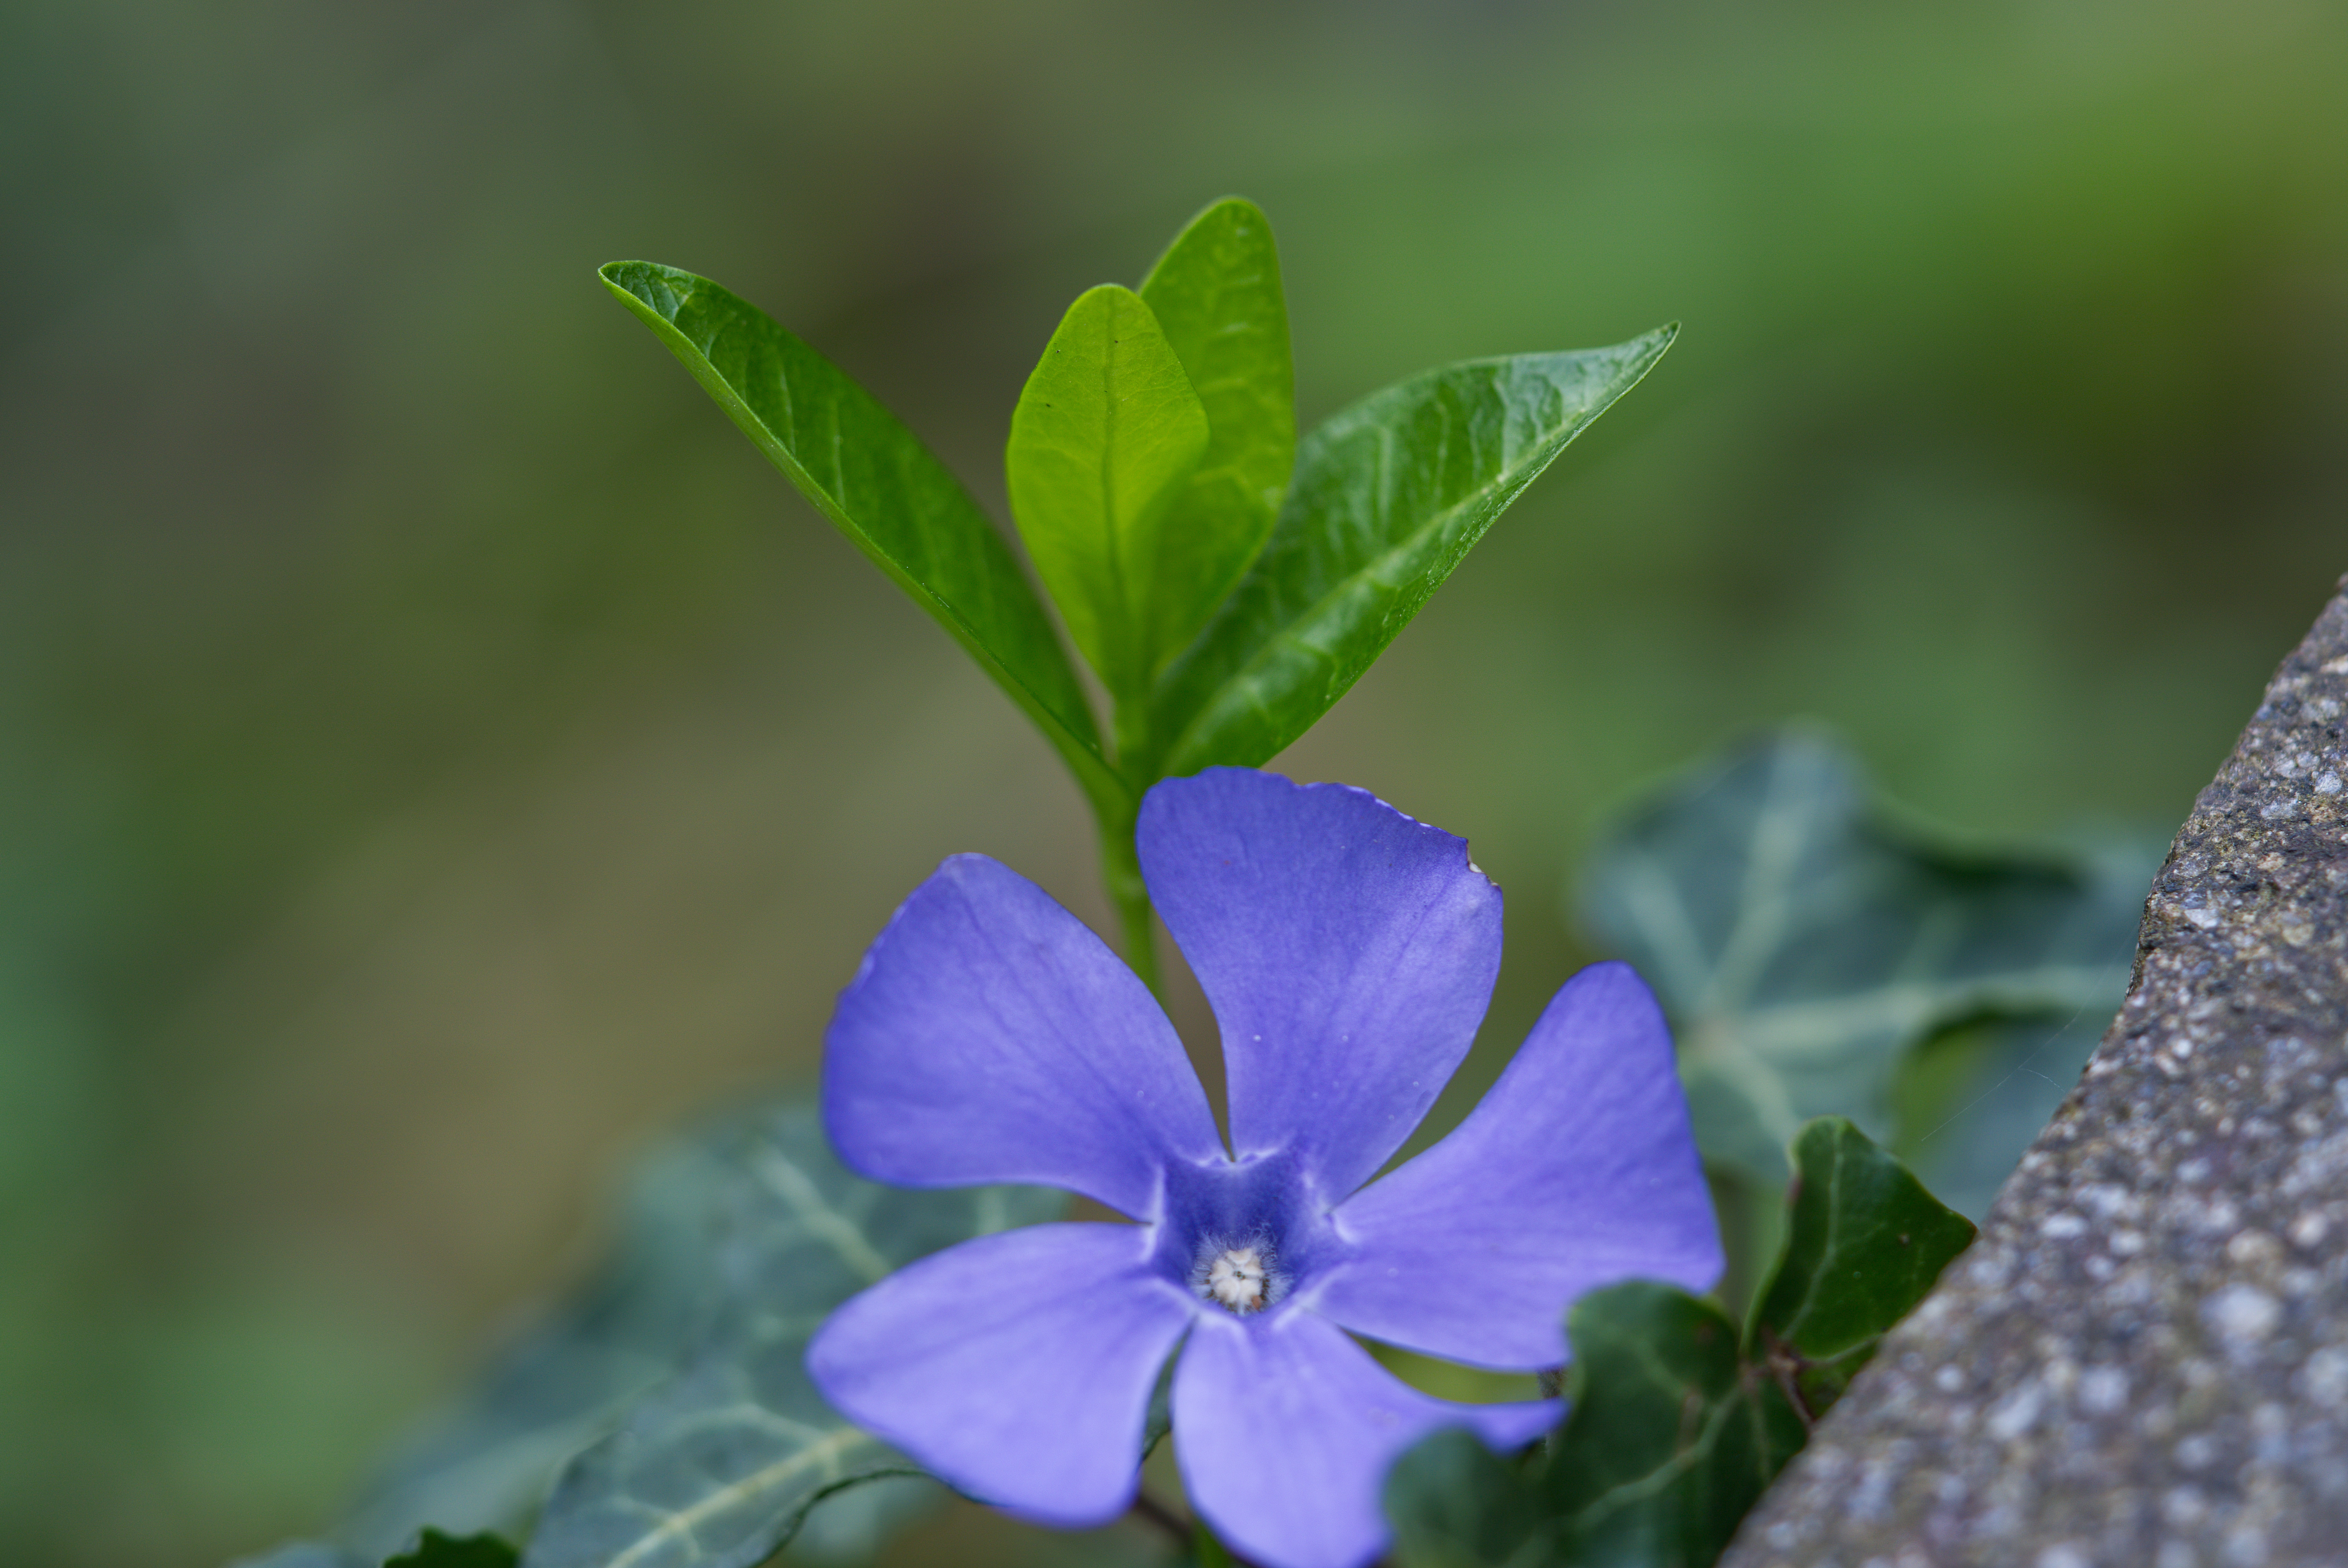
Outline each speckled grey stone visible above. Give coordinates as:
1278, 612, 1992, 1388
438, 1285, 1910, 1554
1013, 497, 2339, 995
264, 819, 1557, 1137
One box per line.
1722, 579, 2348, 1568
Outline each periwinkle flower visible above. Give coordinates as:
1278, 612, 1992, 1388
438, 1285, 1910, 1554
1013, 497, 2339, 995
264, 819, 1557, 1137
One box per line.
807, 769, 1721, 1568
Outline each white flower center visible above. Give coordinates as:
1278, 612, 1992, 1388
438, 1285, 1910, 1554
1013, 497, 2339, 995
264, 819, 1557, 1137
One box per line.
1206, 1246, 1269, 1314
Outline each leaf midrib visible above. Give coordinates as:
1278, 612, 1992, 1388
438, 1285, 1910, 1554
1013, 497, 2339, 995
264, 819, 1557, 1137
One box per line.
1723, 962, 2126, 1062
1158, 397, 1553, 764
602, 267, 1123, 811
749, 1148, 894, 1284
1097, 318, 1135, 684
594, 1429, 898, 1568
1767, 1135, 1848, 1348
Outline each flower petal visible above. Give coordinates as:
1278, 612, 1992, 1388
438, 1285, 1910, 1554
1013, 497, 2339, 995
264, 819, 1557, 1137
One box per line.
1172, 1309, 1556, 1568
1315, 961, 1722, 1369
1138, 770, 1502, 1198
823, 853, 1224, 1216
806, 1223, 1196, 1526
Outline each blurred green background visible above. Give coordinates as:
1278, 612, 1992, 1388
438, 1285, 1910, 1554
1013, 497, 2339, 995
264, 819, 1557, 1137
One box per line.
3, 0, 2343, 1563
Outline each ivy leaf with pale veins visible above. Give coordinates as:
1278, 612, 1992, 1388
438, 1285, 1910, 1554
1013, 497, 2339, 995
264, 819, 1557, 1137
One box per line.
1133, 197, 1294, 689
324, 1097, 1057, 1568
522, 1103, 1063, 1568
338, 1129, 739, 1555
1149, 330, 1674, 779
599, 262, 1121, 818
1005, 284, 1210, 702
1749, 1118, 1974, 1418
1577, 729, 2146, 1185
1894, 835, 2161, 1220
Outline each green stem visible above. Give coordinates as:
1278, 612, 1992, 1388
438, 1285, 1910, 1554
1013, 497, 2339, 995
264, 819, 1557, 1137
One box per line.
1100, 697, 1162, 995
1099, 805, 1161, 996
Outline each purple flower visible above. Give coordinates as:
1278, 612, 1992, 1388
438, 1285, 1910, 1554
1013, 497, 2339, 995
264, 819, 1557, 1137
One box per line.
806, 769, 1721, 1568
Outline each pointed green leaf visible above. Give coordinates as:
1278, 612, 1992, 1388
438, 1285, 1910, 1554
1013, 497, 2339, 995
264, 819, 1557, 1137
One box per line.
1749, 1118, 1974, 1418
1150, 330, 1675, 777
1577, 730, 2146, 1185
1136, 197, 1295, 669
1005, 284, 1210, 701
522, 1102, 1062, 1568
598, 262, 1120, 814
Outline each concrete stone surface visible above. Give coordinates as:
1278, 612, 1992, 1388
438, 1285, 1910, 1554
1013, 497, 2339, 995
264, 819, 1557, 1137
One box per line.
1724, 579, 2348, 1568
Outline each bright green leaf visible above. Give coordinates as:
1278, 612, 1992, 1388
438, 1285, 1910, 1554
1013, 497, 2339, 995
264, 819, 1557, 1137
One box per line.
1749, 1118, 1973, 1418
1577, 729, 2146, 1186
1005, 284, 1210, 702
385, 1531, 518, 1568
1135, 197, 1295, 674
1151, 331, 1675, 777
522, 1103, 1062, 1568
598, 261, 1121, 817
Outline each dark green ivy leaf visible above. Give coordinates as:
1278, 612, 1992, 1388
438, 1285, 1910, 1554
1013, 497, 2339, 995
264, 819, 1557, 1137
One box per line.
322, 1099, 1057, 1568
1188, 1524, 1241, 1568
1383, 1428, 1552, 1568
599, 262, 1122, 817
1384, 1285, 1799, 1568
1148, 330, 1676, 779
1135, 197, 1295, 683
1540, 1284, 1805, 1568
521, 1104, 1063, 1568
228, 1531, 515, 1568
385, 1531, 518, 1568
1385, 1119, 1973, 1568
1577, 729, 2146, 1186
1749, 1117, 1974, 1418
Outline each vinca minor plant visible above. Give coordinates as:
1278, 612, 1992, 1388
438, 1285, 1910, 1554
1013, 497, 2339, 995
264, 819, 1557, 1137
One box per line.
236, 200, 2051, 1568
809, 770, 1722, 1568
599, 198, 1672, 988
